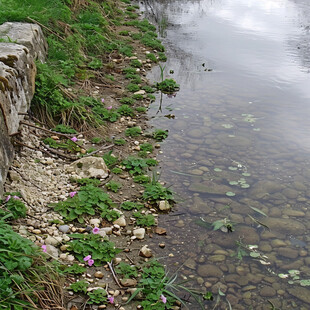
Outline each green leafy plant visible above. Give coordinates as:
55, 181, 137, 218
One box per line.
128, 260, 203, 310
132, 94, 143, 100
143, 182, 174, 204
91, 137, 102, 144
121, 201, 144, 211
125, 73, 142, 84
105, 181, 122, 192
68, 233, 121, 265
100, 206, 121, 222
117, 104, 134, 116
153, 129, 168, 141
146, 53, 157, 62
158, 52, 167, 62
114, 138, 126, 145
133, 175, 151, 184
111, 167, 123, 174
130, 59, 142, 68
156, 79, 179, 93
53, 184, 114, 223
103, 151, 119, 168
127, 83, 140, 92
116, 262, 138, 279
69, 280, 88, 293
125, 127, 142, 137
212, 218, 234, 233
63, 263, 87, 275
136, 107, 147, 113
52, 124, 77, 134
133, 212, 156, 226
119, 97, 135, 105
142, 85, 155, 93
87, 288, 107, 304
1, 194, 27, 219
122, 156, 148, 175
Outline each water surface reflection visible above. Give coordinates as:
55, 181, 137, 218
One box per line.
144, 0, 310, 308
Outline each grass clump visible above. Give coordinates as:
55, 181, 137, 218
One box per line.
156, 79, 179, 93
125, 126, 142, 137
127, 83, 140, 92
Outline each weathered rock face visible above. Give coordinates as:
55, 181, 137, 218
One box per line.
0, 22, 48, 63
0, 22, 47, 197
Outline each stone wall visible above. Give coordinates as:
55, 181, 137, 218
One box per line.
0, 22, 48, 197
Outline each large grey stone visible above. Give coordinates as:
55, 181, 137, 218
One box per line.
66, 156, 109, 179
0, 22, 48, 62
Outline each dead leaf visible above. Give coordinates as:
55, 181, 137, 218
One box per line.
155, 227, 167, 235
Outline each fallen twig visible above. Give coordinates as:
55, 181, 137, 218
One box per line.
107, 261, 123, 288
40, 142, 77, 161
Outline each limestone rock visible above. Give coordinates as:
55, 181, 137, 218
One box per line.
45, 245, 59, 258
133, 228, 145, 240
120, 278, 137, 287
158, 200, 171, 211
139, 245, 152, 258
67, 157, 109, 179
113, 216, 127, 227
0, 22, 48, 62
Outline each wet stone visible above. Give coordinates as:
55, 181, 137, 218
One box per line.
282, 188, 299, 199
277, 247, 299, 259
288, 287, 310, 304
260, 286, 277, 297
261, 218, 305, 235
197, 264, 223, 278
209, 255, 226, 262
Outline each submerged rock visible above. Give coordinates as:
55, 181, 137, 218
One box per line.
288, 287, 310, 304
261, 218, 305, 235
197, 264, 223, 278
249, 181, 284, 199
189, 181, 232, 195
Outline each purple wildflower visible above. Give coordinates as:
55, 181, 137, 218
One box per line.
69, 191, 77, 198
92, 227, 100, 234
5, 195, 11, 202
71, 137, 78, 142
107, 296, 114, 304
83, 255, 91, 262
88, 259, 95, 267
106, 106, 112, 110
41, 245, 47, 252
160, 294, 167, 304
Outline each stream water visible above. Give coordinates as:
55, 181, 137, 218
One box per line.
144, 0, 310, 309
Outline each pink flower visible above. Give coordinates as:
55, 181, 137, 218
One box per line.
71, 137, 78, 142
92, 227, 100, 234
41, 245, 47, 252
5, 195, 11, 202
101, 98, 105, 103
88, 259, 95, 266
106, 106, 112, 110
107, 296, 114, 304
13, 196, 20, 200
69, 191, 77, 198
160, 294, 167, 304
83, 255, 91, 262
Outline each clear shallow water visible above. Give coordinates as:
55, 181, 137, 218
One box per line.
144, 0, 310, 309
